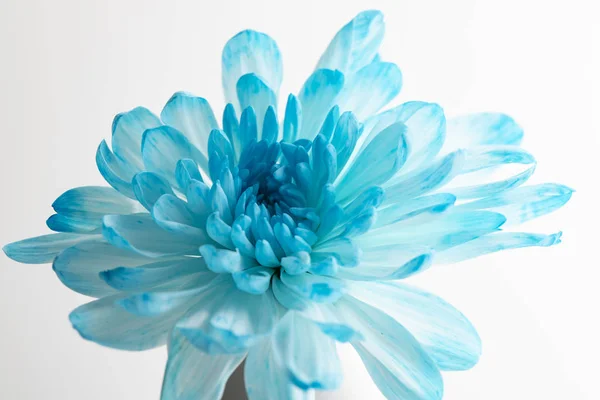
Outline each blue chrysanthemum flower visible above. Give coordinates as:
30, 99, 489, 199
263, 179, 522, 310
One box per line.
4, 10, 572, 400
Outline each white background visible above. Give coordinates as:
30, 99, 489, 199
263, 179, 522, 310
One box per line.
0, 0, 597, 399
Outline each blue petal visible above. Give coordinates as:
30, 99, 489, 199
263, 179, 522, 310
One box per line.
175, 159, 203, 192
237, 73, 277, 133
237, 107, 258, 153
335, 297, 444, 399
141, 125, 206, 189
283, 94, 302, 142
330, 111, 360, 173
3, 233, 97, 264
53, 186, 140, 216
272, 312, 342, 390
337, 245, 432, 280
374, 193, 456, 228
160, 92, 219, 162
53, 240, 150, 296
102, 214, 201, 257
336, 122, 408, 203
111, 106, 162, 169
443, 146, 536, 199
358, 210, 506, 250
232, 266, 275, 294
100, 257, 208, 291
151, 194, 208, 239
262, 106, 279, 143
222, 30, 282, 112
317, 10, 384, 75
348, 281, 482, 371
280, 271, 345, 303
176, 277, 284, 354
161, 329, 245, 400
362, 102, 446, 172
199, 244, 256, 273
456, 183, 573, 225
443, 112, 523, 152
69, 295, 181, 351
435, 231, 563, 264
117, 273, 217, 316
298, 69, 344, 140
132, 172, 174, 211
383, 151, 464, 203
96, 140, 137, 198
338, 62, 402, 119
245, 338, 315, 400
46, 214, 101, 233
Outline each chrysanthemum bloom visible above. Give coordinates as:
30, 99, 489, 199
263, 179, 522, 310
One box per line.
4, 10, 571, 400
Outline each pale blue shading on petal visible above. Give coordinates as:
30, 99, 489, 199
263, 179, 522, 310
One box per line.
317, 10, 385, 75
337, 62, 402, 120
298, 69, 344, 140
245, 338, 315, 400
111, 106, 162, 169
272, 311, 343, 390
283, 94, 302, 142
160, 92, 219, 160
222, 30, 282, 113
443, 112, 523, 152
237, 73, 277, 134
335, 297, 443, 399
132, 172, 174, 211
69, 294, 181, 351
53, 241, 153, 297
96, 140, 137, 198
102, 214, 201, 258
161, 328, 245, 400
141, 125, 207, 189
3, 233, 98, 264
348, 281, 482, 371
435, 231, 563, 264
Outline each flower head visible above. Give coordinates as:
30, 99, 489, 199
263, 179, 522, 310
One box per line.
4, 10, 571, 400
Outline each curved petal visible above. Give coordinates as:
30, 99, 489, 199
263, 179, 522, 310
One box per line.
280, 271, 346, 303
298, 69, 344, 140
347, 281, 482, 371
334, 297, 443, 399
53, 240, 151, 297
358, 210, 506, 250
111, 106, 162, 169
46, 214, 101, 234
96, 140, 137, 198
3, 233, 98, 264
141, 125, 206, 189
132, 172, 175, 211
443, 112, 523, 152
52, 186, 140, 216
222, 30, 282, 112
435, 231, 563, 264
151, 194, 208, 239
272, 311, 342, 390
161, 329, 245, 400
102, 214, 201, 258
317, 10, 384, 75
236, 73, 277, 133
245, 338, 315, 400
283, 94, 302, 142
336, 245, 432, 280
336, 122, 408, 203
456, 183, 573, 225
337, 62, 402, 120
100, 257, 208, 291
176, 277, 284, 354
374, 193, 456, 229
69, 295, 181, 351
160, 92, 219, 160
